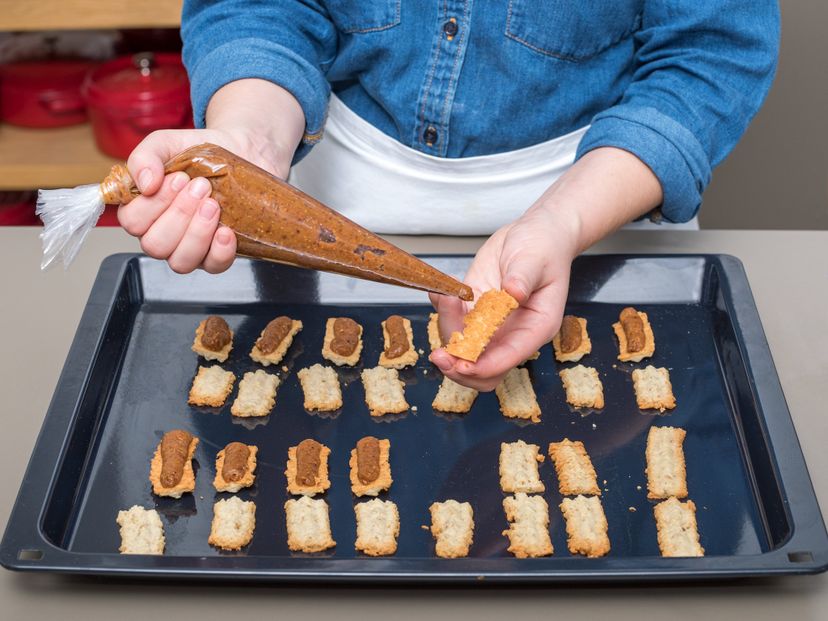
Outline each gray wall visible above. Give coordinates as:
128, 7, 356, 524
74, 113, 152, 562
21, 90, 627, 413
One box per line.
700, 0, 828, 230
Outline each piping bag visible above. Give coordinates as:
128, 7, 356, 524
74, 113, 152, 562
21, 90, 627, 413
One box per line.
36, 143, 473, 301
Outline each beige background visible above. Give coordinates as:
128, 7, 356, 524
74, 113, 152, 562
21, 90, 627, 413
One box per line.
701, 0, 828, 229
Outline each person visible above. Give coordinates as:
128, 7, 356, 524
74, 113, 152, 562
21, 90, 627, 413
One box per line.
117, 1, 780, 391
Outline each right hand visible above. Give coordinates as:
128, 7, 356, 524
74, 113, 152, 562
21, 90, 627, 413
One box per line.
118, 127, 291, 274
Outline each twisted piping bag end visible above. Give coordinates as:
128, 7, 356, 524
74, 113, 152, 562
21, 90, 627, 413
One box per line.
36, 164, 137, 271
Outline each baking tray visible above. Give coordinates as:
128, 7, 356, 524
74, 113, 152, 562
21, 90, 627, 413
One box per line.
2, 253, 826, 582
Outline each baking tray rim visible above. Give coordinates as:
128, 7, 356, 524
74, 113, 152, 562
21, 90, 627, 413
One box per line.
1, 252, 826, 581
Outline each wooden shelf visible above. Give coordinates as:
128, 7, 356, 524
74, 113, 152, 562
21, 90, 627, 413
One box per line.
0, 124, 121, 190
0, 0, 182, 31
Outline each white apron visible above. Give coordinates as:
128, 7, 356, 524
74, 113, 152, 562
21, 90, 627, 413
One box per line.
290, 94, 698, 233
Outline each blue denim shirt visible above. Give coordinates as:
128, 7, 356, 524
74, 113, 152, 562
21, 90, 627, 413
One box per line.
182, 1, 779, 223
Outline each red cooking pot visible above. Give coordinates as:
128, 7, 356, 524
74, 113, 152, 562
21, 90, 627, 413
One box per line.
0, 60, 94, 128
83, 52, 193, 159
0, 191, 39, 225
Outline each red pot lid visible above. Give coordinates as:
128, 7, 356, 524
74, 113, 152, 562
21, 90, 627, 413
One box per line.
0, 60, 96, 89
84, 53, 189, 106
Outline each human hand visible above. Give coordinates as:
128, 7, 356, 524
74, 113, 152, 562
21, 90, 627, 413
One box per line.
429, 205, 581, 391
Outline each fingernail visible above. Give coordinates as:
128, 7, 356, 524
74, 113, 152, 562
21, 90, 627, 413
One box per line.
188, 177, 211, 199
137, 168, 153, 193
199, 200, 218, 220
217, 228, 232, 245
170, 172, 188, 192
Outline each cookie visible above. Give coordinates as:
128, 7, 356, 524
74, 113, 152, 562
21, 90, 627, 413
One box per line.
427, 312, 443, 351
321, 317, 363, 366
149, 430, 198, 498
378, 315, 418, 368
349, 437, 393, 497
188, 365, 236, 407
355, 498, 400, 556
192, 316, 233, 362
285, 440, 331, 497
646, 426, 688, 499
429, 500, 474, 558
230, 369, 279, 417
445, 289, 518, 362
499, 440, 545, 494
551, 316, 591, 363
559, 365, 604, 409
249, 317, 302, 366
297, 364, 343, 411
495, 367, 541, 423
654, 497, 704, 557
213, 442, 258, 493
559, 495, 610, 558
548, 438, 601, 496
612, 307, 655, 362
116, 506, 164, 555
502, 493, 553, 558
632, 365, 676, 412
208, 496, 256, 551
285, 496, 336, 553
432, 376, 478, 413
360, 366, 409, 416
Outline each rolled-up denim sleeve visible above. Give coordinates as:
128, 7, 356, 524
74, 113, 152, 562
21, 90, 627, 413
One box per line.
575, 1, 780, 222
181, 0, 337, 161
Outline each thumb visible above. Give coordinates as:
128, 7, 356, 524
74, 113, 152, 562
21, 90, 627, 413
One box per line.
500, 249, 549, 305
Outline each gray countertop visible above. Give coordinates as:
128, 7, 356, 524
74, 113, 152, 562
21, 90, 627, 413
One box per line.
1, 227, 826, 620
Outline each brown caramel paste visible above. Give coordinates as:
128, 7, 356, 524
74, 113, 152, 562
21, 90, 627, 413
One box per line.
331, 317, 360, 356
296, 439, 322, 486
221, 442, 250, 482
201, 315, 231, 352
159, 430, 193, 488
620, 307, 646, 352
384, 315, 410, 359
356, 436, 381, 484
257, 316, 292, 354
559, 315, 582, 353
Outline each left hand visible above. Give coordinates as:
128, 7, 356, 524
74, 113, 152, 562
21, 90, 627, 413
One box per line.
429, 204, 581, 391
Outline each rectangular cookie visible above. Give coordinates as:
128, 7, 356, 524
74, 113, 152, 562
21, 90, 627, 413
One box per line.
249, 317, 302, 366
378, 315, 418, 368
149, 430, 198, 498
499, 440, 545, 493
349, 437, 393, 497
559, 495, 611, 558
551, 316, 591, 363
654, 497, 704, 557
646, 426, 688, 499
429, 500, 474, 559
285, 496, 336, 553
213, 442, 258, 493
208, 496, 256, 551
495, 367, 541, 423
548, 439, 601, 496
116, 506, 165, 555
360, 366, 409, 416
297, 364, 343, 411
355, 498, 400, 556
559, 364, 604, 409
192, 316, 233, 362
613, 307, 655, 362
432, 376, 478, 413
632, 365, 676, 412
230, 369, 279, 417
427, 312, 443, 351
445, 289, 518, 362
285, 440, 331, 496
321, 317, 363, 366
188, 365, 236, 407
501, 493, 553, 558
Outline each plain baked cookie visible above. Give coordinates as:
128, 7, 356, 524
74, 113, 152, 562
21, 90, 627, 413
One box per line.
117, 506, 164, 555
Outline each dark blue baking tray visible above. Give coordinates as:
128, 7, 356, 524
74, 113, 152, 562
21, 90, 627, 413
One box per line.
2, 253, 826, 582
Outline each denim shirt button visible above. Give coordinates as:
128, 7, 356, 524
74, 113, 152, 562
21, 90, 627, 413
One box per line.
443, 20, 458, 37
423, 126, 439, 145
